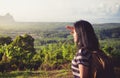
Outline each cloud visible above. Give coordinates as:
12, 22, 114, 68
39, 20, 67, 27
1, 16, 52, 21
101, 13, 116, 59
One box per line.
89, 1, 120, 18
0, 0, 120, 22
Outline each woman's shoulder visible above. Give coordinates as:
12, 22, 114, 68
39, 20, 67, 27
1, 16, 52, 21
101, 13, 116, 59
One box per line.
77, 48, 90, 54
75, 48, 91, 66
76, 48, 91, 58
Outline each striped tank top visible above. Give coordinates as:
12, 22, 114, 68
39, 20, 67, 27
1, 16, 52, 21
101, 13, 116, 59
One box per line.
71, 49, 91, 78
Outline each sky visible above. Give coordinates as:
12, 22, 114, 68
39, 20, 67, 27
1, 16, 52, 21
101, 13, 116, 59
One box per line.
0, 0, 120, 23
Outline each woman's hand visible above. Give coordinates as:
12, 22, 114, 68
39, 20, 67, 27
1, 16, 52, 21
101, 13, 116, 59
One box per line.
66, 26, 75, 34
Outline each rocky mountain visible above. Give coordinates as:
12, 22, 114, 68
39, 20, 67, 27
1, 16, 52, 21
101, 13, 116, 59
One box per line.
0, 13, 15, 24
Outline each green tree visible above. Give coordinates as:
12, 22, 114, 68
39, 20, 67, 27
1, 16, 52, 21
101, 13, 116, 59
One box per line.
0, 36, 12, 45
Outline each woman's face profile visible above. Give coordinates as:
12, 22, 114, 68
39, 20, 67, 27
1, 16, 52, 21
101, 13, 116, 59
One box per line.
73, 29, 78, 43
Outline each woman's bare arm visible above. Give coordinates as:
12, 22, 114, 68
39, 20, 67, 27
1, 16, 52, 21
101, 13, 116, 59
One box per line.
79, 64, 89, 78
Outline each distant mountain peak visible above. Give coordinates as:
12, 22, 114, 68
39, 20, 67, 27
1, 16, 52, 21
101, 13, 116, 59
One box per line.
5, 13, 12, 17
0, 13, 15, 24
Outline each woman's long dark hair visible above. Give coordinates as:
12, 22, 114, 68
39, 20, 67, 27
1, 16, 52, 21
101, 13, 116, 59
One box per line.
74, 20, 99, 51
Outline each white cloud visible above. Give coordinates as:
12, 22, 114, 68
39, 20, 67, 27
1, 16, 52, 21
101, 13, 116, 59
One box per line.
92, 1, 120, 17
0, 0, 120, 22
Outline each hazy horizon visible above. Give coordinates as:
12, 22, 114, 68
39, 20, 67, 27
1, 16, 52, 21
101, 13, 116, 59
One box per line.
0, 0, 120, 23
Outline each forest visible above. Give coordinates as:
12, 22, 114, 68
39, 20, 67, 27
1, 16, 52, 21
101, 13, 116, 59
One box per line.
0, 22, 120, 78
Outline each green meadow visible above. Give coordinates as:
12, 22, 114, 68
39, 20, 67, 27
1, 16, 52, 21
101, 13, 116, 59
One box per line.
0, 22, 120, 78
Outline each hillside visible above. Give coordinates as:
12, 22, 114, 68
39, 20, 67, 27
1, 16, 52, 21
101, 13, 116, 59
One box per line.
0, 22, 120, 31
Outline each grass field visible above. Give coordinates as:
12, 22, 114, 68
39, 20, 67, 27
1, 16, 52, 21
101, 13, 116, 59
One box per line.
0, 68, 120, 78
0, 69, 73, 78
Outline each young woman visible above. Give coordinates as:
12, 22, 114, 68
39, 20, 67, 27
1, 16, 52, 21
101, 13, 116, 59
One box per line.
66, 20, 115, 78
